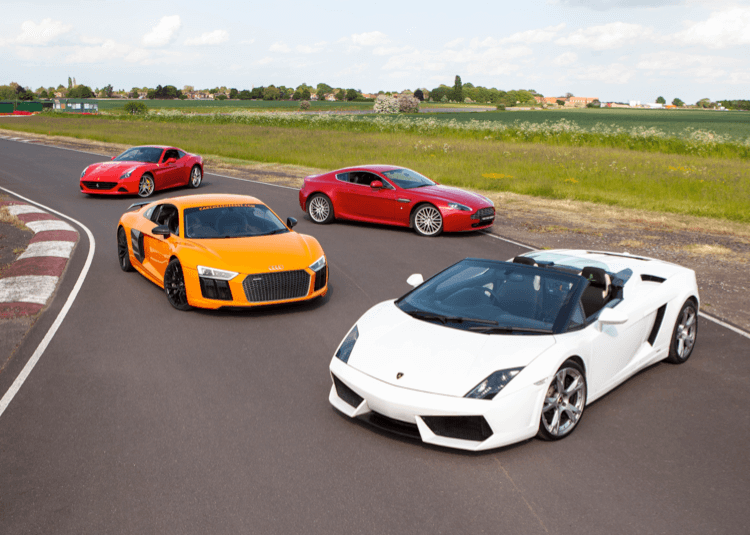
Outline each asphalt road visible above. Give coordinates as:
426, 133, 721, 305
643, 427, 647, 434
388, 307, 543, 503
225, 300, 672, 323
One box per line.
1, 139, 748, 535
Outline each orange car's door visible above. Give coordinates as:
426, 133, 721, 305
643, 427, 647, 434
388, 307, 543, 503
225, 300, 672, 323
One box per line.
141, 204, 179, 282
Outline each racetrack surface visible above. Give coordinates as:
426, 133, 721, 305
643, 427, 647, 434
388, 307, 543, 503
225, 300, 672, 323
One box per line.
0, 138, 748, 535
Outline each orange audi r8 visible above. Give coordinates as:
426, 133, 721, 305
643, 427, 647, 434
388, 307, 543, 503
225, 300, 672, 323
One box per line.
116, 193, 328, 310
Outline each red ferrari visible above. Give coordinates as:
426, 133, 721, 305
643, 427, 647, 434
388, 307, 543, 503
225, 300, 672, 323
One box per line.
79, 145, 204, 198
298, 165, 495, 236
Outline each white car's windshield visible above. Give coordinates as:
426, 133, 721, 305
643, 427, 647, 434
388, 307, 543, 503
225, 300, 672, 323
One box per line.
184, 204, 288, 239
397, 259, 584, 334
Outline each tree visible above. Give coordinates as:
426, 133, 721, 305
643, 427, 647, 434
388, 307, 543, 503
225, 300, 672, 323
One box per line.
128, 87, 140, 98
672, 98, 684, 107
316, 83, 333, 97
39, 89, 49, 99
656, 96, 666, 104
250, 87, 264, 99
263, 85, 280, 100
335, 89, 345, 101
586, 99, 601, 108
0, 85, 17, 100
345, 88, 359, 101
215, 94, 227, 100
101, 84, 114, 98
67, 85, 94, 98
238, 89, 252, 100
556, 99, 566, 106
565, 92, 574, 98
229, 88, 238, 99
430, 85, 451, 102
697, 98, 712, 108
414, 89, 424, 101
147, 89, 156, 99
451, 75, 463, 102
68, 77, 73, 90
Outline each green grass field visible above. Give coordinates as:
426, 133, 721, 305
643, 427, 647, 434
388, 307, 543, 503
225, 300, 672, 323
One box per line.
3, 114, 748, 223
95, 99, 373, 112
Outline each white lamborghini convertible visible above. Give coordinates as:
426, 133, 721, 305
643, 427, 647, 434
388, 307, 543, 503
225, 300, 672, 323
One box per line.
329, 250, 700, 451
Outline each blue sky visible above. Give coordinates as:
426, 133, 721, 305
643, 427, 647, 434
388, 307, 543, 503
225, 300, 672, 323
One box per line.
1, 0, 748, 103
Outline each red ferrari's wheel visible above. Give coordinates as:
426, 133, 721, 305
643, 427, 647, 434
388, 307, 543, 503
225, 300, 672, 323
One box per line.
138, 174, 155, 198
189, 165, 202, 189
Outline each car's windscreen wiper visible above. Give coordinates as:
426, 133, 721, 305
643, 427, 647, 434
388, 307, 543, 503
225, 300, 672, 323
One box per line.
407, 310, 498, 326
469, 326, 553, 334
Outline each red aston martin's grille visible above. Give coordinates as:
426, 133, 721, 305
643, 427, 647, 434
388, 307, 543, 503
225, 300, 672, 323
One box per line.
82, 181, 117, 190
242, 270, 310, 303
472, 207, 495, 220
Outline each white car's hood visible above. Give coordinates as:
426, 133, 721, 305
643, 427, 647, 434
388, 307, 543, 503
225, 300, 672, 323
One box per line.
347, 301, 556, 397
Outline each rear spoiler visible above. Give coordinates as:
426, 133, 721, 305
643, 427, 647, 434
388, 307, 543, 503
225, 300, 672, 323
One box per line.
127, 201, 151, 211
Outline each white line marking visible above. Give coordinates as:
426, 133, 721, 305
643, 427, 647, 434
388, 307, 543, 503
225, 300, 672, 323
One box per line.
0, 276, 59, 304
17, 241, 76, 259
206, 171, 299, 190
0, 134, 105, 156
6, 204, 47, 216
481, 230, 537, 251
24, 220, 76, 233
0, 186, 96, 420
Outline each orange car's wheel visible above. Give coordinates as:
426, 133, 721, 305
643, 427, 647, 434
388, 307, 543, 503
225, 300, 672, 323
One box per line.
164, 258, 191, 311
117, 227, 134, 272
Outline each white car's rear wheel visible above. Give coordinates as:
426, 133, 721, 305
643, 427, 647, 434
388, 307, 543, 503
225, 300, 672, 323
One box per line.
538, 360, 587, 441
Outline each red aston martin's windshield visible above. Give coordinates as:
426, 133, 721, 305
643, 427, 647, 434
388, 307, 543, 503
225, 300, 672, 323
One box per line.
114, 147, 163, 163
382, 168, 435, 189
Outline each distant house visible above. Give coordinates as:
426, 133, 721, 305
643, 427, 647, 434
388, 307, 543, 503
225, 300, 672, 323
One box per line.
53, 99, 98, 113
565, 97, 598, 107
310, 93, 319, 101
324, 93, 336, 101
534, 96, 563, 105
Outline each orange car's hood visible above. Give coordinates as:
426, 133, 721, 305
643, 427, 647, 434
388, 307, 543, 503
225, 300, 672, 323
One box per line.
182, 232, 320, 273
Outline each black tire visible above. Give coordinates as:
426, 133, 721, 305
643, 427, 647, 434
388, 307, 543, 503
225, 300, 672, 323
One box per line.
307, 194, 334, 224
188, 165, 202, 189
164, 258, 191, 311
138, 173, 155, 198
664, 300, 698, 364
411, 204, 443, 237
117, 227, 134, 272
537, 359, 587, 441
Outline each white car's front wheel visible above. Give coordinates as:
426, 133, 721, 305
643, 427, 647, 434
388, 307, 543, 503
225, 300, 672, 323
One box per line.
537, 359, 587, 441
665, 299, 698, 364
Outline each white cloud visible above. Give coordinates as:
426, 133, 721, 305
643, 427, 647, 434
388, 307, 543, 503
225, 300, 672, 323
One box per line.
496, 23, 566, 44
185, 29, 229, 46
382, 44, 531, 77
141, 15, 181, 48
239, 39, 255, 45
729, 72, 750, 84
373, 46, 412, 56
256, 57, 273, 65
15, 18, 72, 45
269, 42, 291, 53
296, 42, 326, 54
350, 31, 389, 46
574, 63, 635, 83
636, 51, 735, 82
444, 38, 464, 48
556, 22, 652, 49
550, 0, 683, 9
669, 7, 750, 48
554, 51, 577, 66
64, 39, 129, 63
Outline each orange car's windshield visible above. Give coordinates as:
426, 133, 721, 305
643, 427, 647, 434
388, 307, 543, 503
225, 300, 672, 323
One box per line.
184, 204, 288, 239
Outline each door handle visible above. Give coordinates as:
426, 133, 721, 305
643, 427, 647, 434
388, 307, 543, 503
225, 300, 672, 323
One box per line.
397, 198, 411, 203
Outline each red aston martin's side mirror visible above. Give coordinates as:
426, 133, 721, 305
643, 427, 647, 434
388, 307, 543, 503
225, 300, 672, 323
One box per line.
370, 180, 383, 189
111, 156, 115, 160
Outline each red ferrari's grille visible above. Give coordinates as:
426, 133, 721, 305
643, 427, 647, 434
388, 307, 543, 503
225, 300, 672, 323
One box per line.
242, 270, 310, 303
82, 181, 117, 190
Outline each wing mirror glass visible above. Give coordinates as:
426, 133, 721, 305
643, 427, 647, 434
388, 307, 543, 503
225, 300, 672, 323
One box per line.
406, 273, 424, 287
598, 307, 628, 330
370, 180, 383, 189
152, 225, 171, 237
286, 217, 297, 229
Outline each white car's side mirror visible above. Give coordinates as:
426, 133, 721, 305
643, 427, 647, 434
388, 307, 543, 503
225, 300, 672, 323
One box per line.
598, 307, 628, 331
406, 274, 424, 287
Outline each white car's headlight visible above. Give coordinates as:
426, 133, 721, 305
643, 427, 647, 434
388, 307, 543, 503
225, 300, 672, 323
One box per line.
81, 166, 90, 178
465, 368, 524, 400
197, 265, 238, 281
447, 202, 471, 211
335, 325, 359, 364
309, 255, 326, 272
120, 168, 136, 180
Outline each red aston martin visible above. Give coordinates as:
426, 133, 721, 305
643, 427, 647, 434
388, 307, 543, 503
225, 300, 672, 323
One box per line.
298, 165, 495, 236
79, 145, 204, 198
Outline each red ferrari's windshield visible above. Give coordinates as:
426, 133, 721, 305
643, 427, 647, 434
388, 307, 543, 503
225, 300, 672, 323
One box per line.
114, 147, 163, 163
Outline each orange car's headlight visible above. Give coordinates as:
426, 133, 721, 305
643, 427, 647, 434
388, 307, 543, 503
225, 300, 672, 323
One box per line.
309, 255, 326, 272
197, 265, 239, 281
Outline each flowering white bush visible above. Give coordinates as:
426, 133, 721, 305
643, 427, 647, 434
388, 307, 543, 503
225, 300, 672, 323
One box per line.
299, 100, 310, 111
398, 94, 420, 113
373, 95, 399, 114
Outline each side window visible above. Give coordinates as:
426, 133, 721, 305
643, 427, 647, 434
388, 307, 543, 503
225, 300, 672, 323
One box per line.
335, 172, 350, 183
163, 149, 179, 162
177, 150, 186, 159
148, 205, 163, 223
567, 301, 586, 331
352, 172, 380, 186
144, 206, 156, 220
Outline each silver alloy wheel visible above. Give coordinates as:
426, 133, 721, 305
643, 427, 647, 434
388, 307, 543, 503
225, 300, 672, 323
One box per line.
138, 175, 154, 197
309, 196, 330, 223
414, 206, 442, 236
190, 166, 202, 187
675, 307, 697, 359
541, 367, 586, 438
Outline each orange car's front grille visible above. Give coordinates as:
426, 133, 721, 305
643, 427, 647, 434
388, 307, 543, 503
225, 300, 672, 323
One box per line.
242, 270, 310, 303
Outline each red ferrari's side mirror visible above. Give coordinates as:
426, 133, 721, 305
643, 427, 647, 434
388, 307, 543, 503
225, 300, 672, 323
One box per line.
370, 180, 383, 189
111, 156, 115, 160
166, 158, 176, 164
